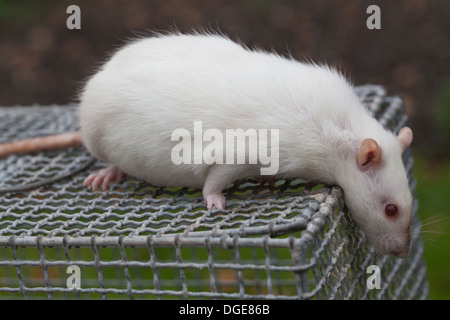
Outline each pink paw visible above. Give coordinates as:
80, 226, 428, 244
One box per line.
203, 193, 226, 210
84, 166, 124, 191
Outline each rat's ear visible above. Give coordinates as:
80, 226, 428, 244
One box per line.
397, 127, 413, 151
357, 138, 382, 168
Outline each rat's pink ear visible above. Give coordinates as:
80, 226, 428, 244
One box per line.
358, 138, 382, 168
397, 127, 413, 151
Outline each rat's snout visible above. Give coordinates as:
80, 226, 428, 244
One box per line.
385, 233, 411, 258
368, 227, 411, 258
389, 247, 409, 258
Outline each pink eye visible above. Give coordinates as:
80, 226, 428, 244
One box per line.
385, 204, 398, 217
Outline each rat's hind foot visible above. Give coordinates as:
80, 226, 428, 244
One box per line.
84, 165, 124, 190
203, 192, 226, 210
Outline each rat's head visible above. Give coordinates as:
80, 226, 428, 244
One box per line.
339, 127, 414, 258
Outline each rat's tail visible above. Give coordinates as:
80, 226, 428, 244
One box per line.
0, 131, 82, 157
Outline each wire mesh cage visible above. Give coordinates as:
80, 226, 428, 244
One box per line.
0, 85, 428, 299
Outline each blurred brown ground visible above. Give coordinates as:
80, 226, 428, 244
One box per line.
0, 0, 449, 157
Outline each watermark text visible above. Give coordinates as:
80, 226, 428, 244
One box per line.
171, 121, 279, 175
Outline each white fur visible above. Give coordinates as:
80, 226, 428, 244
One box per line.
79, 33, 413, 257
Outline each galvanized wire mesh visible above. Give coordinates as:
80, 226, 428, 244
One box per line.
0, 85, 428, 299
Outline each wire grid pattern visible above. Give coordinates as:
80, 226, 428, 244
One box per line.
0, 85, 428, 299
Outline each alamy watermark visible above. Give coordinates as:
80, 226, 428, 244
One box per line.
66, 5, 81, 30
171, 121, 279, 175
366, 265, 381, 289
66, 4, 381, 32
67, 4, 380, 31
366, 5, 381, 30
66, 265, 81, 289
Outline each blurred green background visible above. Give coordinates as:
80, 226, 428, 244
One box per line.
0, 0, 449, 299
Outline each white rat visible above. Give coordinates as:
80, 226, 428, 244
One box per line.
0, 32, 414, 258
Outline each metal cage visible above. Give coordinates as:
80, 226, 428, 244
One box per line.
0, 85, 428, 299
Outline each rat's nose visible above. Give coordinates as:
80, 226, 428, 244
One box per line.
387, 235, 410, 258
389, 250, 407, 258
389, 245, 410, 258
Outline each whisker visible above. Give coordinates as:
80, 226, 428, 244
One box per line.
420, 230, 450, 236
421, 237, 450, 251
417, 214, 447, 224
418, 215, 450, 228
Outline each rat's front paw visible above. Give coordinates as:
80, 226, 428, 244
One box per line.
203, 193, 226, 210
84, 165, 124, 191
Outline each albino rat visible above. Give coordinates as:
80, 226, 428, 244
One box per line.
0, 32, 414, 258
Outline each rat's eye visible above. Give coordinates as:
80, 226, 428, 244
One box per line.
385, 204, 398, 217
